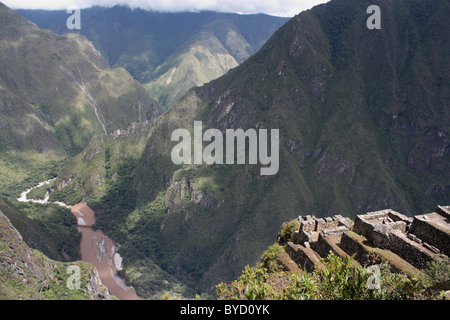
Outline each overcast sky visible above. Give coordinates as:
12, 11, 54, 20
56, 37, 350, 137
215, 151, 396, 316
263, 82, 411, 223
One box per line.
4, 0, 330, 17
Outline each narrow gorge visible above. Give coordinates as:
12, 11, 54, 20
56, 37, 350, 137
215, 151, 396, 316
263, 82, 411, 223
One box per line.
17, 181, 141, 300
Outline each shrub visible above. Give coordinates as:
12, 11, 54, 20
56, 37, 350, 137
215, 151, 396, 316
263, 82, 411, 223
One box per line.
420, 256, 450, 297
217, 251, 427, 300
217, 266, 276, 300
279, 220, 300, 243
258, 243, 284, 273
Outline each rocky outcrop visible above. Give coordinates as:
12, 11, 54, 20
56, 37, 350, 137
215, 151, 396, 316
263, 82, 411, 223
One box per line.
0, 208, 112, 300
0, 209, 52, 298
165, 176, 215, 212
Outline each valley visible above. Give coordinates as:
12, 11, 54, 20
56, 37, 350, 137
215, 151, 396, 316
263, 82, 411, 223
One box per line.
16, 178, 142, 300
18, 6, 289, 110
70, 202, 142, 300
0, 0, 448, 301
0, 2, 162, 201
17, 179, 70, 208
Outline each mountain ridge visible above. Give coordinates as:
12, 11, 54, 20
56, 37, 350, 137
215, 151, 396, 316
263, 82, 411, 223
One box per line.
17, 6, 289, 108
3, 0, 448, 298
0, 2, 162, 199
0, 200, 113, 299
125, 0, 449, 292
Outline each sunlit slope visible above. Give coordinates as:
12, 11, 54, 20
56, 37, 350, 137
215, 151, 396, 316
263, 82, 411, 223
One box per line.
0, 3, 161, 197
132, 0, 449, 291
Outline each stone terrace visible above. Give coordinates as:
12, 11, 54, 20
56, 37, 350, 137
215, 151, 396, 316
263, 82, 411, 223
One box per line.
283, 206, 449, 276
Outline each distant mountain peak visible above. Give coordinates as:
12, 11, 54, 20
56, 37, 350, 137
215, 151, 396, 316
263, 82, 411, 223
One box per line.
17, 7, 289, 109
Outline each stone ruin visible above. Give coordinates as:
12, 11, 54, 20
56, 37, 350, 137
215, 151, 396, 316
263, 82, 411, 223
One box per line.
283, 206, 450, 276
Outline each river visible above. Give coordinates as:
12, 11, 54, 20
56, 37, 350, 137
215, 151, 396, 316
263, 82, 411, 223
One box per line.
17, 179, 71, 208
71, 203, 142, 300
18, 181, 142, 300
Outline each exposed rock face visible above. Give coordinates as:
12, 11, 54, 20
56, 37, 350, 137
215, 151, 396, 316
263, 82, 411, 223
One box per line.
0, 208, 112, 300
132, 0, 449, 291
165, 177, 214, 211
0, 209, 52, 297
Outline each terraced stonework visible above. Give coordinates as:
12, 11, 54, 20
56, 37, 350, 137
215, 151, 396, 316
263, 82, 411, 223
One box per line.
283, 206, 450, 277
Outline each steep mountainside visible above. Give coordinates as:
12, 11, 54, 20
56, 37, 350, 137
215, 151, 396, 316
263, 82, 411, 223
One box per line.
0, 203, 112, 299
48, 121, 156, 205
0, 3, 161, 198
120, 0, 448, 292
0, 197, 81, 262
18, 6, 289, 108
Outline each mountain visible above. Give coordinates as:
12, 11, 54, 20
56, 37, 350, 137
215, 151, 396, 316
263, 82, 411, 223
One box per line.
0, 200, 112, 299
47, 121, 155, 205
17, 6, 289, 109
92, 0, 447, 293
0, 3, 161, 199
43, 122, 199, 299
0, 196, 81, 263
9, 0, 449, 298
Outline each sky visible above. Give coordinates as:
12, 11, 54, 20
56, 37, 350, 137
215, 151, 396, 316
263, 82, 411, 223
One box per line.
3, 0, 330, 17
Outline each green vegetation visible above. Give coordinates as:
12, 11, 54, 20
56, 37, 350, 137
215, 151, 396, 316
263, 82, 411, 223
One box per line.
1, 255, 84, 300
5, 0, 448, 300
130, 0, 449, 293
18, 7, 288, 110
145, 36, 239, 109
0, 248, 111, 300
90, 162, 195, 299
0, 3, 161, 203
0, 158, 66, 201
37, 261, 107, 300
52, 121, 156, 203
259, 243, 285, 273
1, 198, 81, 262
421, 257, 450, 293
90, 156, 139, 237
47, 178, 86, 206
279, 220, 301, 243
0, 202, 109, 300
216, 249, 448, 300
26, 181, 52, 201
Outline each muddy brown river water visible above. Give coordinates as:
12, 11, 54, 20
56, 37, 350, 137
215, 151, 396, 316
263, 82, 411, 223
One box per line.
19, 182, 142, 299
71, 203, 142, 300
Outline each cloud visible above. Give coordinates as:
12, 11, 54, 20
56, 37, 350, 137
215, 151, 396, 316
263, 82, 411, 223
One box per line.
3, 0, 330, 17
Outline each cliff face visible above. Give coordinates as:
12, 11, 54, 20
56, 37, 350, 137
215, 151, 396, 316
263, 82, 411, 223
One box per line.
0, 208, 112, 300
29, 0, 448, 296
130, 0, 449, 291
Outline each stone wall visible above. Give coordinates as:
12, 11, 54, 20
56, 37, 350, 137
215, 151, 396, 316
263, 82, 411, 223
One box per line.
298, 214, 353, 233
339, 232, 374, 266
409, 212, 450, 256
311, 233, 342, 259
282, 206, 449, 276
285, 242, 321, 273
386, 230, 436, 269
353, 210, 411, 248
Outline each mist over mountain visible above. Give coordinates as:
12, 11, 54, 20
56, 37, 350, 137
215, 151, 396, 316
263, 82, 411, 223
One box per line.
0, 0, 448, 300
18, 6, 289, 108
